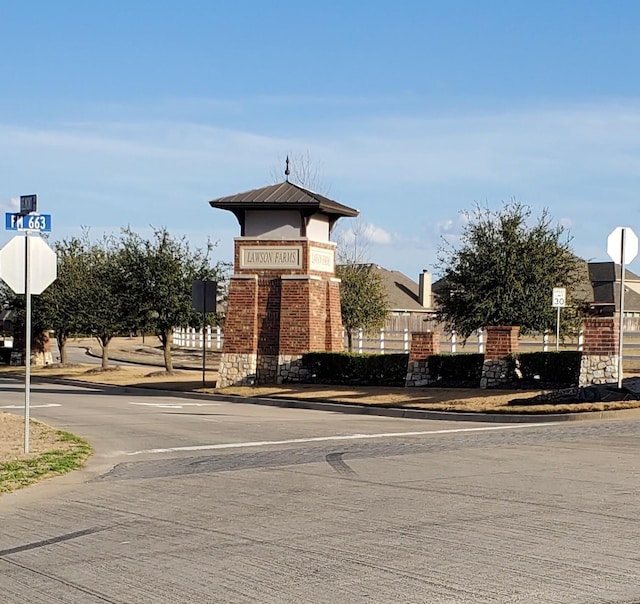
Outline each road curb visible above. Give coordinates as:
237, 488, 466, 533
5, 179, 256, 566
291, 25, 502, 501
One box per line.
11, 372, 640, 424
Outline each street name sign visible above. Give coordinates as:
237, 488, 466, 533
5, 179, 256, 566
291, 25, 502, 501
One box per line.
20, 194, 37, 214
5, 212, 51, 232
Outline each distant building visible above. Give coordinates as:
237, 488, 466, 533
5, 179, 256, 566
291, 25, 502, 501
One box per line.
587, 262, 640, 318
343, 265, 437, 332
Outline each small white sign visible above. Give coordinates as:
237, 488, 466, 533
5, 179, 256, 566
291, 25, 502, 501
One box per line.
552, 287, 566, 308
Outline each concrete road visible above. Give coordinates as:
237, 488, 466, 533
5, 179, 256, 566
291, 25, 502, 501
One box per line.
2, 377, 640, 603
51, 340, 144, 367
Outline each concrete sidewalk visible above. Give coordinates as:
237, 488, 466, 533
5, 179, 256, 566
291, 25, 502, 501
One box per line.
75, 336, 221, 371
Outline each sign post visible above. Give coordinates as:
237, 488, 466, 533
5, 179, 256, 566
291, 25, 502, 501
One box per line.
191, 280, 217, 387
607, 226, 639, 388
0, 196, 56, 453
552, 287, 566, 351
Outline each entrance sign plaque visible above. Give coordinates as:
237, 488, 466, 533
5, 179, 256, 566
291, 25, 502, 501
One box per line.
240, 246, 302, 269
309, 247, 334, 273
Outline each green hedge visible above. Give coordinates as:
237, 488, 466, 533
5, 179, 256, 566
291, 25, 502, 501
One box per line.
426, 353, 485, 387
507, 351, 581, 388
295, 349, 582, 389
299, 352, 408, 386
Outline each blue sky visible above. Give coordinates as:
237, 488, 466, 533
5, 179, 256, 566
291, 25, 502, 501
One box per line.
2, 1, 640, 280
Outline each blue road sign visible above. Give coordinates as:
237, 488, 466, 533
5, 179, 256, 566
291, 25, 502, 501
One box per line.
5, 213, 51, 232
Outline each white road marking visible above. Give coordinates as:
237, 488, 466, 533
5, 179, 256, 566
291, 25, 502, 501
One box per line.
0, 403, 61, 409
127, 423, 557, 456
129, 402, 221, 409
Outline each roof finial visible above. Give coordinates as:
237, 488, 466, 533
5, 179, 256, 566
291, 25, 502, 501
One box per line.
285, 155, 290, 182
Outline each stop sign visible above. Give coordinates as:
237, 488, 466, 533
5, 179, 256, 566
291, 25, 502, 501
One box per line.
607, 227, 639, 265
0, 235, 57, 294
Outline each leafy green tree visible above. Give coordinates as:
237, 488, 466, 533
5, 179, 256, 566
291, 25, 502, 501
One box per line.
336, 263, 388, 351
118, 227, 229, 373
435, 200, 587, 340
335, 218, 389, 351
36, 235, 92, 364
81, 234, 130, 369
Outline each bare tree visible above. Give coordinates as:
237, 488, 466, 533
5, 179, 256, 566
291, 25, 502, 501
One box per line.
334, 218, 373, 265
271, 150, 329, 194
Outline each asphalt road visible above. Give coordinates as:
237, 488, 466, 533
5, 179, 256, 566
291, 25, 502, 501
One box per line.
2, 376, 640, 603
52, 340, 144, 367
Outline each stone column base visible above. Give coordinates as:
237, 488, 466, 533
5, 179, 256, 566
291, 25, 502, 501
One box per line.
277, 354, 311, 384
480, 359, 511, 388
579, 355, 619, 386
405, 360, 436, 387
217, 353, 258, 388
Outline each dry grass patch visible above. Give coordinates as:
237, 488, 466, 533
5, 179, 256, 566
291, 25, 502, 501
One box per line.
0, 413, 92, 493
218, 384, 640, 414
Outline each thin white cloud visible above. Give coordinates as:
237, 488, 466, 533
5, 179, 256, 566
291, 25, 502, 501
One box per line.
2, 98, 640, 277
0, 197, 19, 213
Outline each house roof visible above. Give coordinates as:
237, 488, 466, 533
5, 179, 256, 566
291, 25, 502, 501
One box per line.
364, 265, 431, 313
588, 261, 640, 311
209, 181, 359, 219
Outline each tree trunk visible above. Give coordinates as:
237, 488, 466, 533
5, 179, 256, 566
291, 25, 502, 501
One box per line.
99, 337, 111, 369
57, 332, 68, 365
160, 331, 173, 372
347, 329, 353, 352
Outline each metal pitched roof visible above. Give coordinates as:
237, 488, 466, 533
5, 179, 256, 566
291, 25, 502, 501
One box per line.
209, 181, 359, 218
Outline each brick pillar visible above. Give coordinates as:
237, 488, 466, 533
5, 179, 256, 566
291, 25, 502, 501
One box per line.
325, 277, 344, 352
217, 275, 258, 387
481, 326, 520, 388
405, 331, 440, 387
279, 276, 312, 355
579, 317, 619, 386
484, 326, 520, 360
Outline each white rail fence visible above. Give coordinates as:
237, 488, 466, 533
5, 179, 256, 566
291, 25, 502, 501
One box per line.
174, 326, 640, 355
173, 326, 224, 350
343, 329, 585, 354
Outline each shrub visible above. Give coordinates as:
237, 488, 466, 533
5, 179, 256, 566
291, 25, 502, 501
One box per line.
300, 352, 408, 386
426, 353, 485, 387
507, 351, 581, 388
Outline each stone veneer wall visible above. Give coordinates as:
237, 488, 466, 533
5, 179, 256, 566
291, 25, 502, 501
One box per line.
579, 317, 619, 386
277, 354, 311, 384
217, 353, 258, 387
405, 331, 440, 387
480, 326, 519, 388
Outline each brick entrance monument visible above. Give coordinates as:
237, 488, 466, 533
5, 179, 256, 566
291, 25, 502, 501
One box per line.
210, 178, 358, 387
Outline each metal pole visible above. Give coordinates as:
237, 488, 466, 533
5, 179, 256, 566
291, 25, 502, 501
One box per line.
556, 306, 560, 351
24, 233, 31, 454
618, 229, 627, 388
202, 281, 206, 388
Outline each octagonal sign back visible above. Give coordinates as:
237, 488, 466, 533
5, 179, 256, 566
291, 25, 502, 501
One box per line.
0, 235, 57, 294
607, 227, 639, 265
